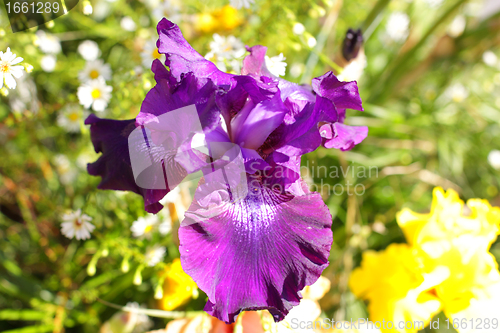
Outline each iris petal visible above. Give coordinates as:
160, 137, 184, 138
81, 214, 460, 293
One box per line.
157, 19, 233, 87
179, 178, 332, 324
86, 114, 169, 213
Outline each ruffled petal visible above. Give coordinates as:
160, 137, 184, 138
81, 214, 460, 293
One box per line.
85, 114, 169, 213
179, 178, 332, 324
157, 19, 233, 87
138, 60, 220, 132
320, 123, 368, 151
312, 71, 364, 112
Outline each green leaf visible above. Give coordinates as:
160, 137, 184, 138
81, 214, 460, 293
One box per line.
0, 309, 48, 321
1, 324, 54, 333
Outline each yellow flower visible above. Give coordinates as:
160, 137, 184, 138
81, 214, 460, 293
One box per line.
194, 6, 242, 34
397, 187, 500, 318
158, 259, 198, 311
351, 188, 500, 333
397, 187, 500, 251
349, 243, 443, 333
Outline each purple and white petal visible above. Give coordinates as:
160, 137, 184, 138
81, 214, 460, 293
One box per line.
179, 178, 332, 324
320, 122, 368, 151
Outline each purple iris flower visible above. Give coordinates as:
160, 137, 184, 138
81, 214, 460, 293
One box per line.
86, 18, 367, 324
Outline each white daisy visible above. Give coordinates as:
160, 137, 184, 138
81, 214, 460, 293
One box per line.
120, 16, 137, 32
292, 23, 305, 35
207, 34, 246, 60
447, 15, 466, 38
158, 215, 172, 235
482, 51, 498, 67
77, 77, 112, 111
35, 31, 62, 54
78, 59, 112, 82
307, 36, 317, 48
205, 34, 245, 73
78, 40, 101, 61
152, 0, 181, 23
144, 246, 166, 267
57, 105, 84, 133
130, 214, 159, 238
8, 74, 38, 114
127, 303, 153, 333
0, 48, 24, 90
290, 63, 304, 78
83, 1, 93, 15
445, 83, 469, 103
61, 209, 95, 240
385, 12, 410, 42
40, 55, 57, 72
140, 38, 165, 68
265, 53, 287, 77
229, 0, 254, 9
53, 154, 78, 184
488, 150, 500, 170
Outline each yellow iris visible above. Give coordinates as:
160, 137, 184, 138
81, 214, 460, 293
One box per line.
350, 188, 500, 333
91, 88, 101, 99
158, 258, 198, 311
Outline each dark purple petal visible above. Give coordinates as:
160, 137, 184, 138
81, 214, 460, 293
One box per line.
85, 114, 169, 214
157, 19, 233, 87
320, 123, 368, 151
179, 178, 332, 324
138, 61, 220, 132
261, 100, 322, 159
311, 72, 363, 112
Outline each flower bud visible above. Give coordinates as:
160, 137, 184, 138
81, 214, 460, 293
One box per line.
342, 28, 363, 61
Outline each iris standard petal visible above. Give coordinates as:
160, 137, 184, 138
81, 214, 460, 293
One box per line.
157, 19, 234, 87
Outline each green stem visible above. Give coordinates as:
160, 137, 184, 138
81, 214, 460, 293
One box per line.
96, 298, 204, 319
361, 0, 392, 41
301, 0, 343, 83
368, 0, 469, 103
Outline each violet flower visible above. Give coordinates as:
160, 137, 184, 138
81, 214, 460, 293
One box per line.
86, 19, 368, 324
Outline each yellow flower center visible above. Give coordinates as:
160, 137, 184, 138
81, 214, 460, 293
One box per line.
152, 48, 161, 60
89, 69, 100, 79
91, 88, 101, 99
144, 225, 153, 233
68, 112, 79, 122
0, 63, 9, 73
